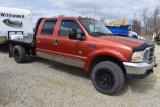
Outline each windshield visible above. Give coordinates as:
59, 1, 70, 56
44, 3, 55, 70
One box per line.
79, 19, 113, 37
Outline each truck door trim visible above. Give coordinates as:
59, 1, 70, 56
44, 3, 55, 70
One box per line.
54, 54, 84, 68
36, 51, 54, 61
36, 51, 84, 68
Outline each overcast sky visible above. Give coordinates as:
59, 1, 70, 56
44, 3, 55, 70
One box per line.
0, 0, 160, 27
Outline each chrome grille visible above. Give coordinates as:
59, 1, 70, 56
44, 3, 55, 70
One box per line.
144, 47, 155, 64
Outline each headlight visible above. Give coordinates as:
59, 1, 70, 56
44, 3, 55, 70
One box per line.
131, 51, 144, 62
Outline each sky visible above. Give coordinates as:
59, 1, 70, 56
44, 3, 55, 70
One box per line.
0, 0, 160, 27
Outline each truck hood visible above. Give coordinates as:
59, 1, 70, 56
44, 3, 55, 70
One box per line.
99, 36, 145, 48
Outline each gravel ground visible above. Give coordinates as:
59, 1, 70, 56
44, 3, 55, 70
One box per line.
0, 45, 160, 107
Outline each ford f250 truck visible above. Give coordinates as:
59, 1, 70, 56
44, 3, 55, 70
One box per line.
8, 17, 157, 95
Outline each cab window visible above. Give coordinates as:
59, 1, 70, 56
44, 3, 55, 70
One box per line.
41, 20, 57, 35
58, 20, 81, 36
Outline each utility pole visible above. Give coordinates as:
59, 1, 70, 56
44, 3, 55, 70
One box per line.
94, 4, 96, 36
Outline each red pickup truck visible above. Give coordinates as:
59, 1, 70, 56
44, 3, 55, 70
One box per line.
8, 17, 157, 95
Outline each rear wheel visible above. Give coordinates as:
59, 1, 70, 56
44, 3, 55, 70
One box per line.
91, 61, 125, 95
13, 45, 26, 63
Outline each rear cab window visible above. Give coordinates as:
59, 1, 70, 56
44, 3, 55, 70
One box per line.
41, 20, 57, 35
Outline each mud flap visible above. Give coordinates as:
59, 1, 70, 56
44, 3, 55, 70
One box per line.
9, 43, 13, 57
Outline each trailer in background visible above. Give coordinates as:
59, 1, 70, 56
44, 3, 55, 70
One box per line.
0, 6, 33, 44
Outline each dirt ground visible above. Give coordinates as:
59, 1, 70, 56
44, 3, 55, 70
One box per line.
0, 45, 160, 107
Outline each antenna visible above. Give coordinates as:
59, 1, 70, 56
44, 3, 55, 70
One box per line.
95, 4, 96, 19
94, 4, 96, 36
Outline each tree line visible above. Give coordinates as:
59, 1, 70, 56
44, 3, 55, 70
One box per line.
131, 6, 160, 35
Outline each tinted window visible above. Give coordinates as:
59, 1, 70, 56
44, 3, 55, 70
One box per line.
58, 20, 81, 36
41, 20, 56, 35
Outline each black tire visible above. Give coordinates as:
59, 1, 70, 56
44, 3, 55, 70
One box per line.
91, 61, 125, 95
13, 45, 26, 63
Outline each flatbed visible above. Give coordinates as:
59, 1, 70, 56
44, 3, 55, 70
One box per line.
8, 38, 34, 47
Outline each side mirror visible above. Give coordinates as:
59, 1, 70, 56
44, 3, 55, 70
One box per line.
69, 28, 85, 40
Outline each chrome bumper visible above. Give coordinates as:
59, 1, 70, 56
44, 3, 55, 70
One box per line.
123, 61, 156, 78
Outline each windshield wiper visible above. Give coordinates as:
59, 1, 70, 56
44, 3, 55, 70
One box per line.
106, 33, 113, 35
90, 32, 107, 35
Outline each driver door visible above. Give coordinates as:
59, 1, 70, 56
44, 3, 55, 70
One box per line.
53, 19, 87, 67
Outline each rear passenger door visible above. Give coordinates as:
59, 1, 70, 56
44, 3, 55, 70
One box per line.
36, 19, 57, 54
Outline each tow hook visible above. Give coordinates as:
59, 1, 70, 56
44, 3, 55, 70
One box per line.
147, 69, 153, 75
154, 63, 157, 67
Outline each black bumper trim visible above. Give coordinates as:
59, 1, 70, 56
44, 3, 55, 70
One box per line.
126, 69, 153, 79
133, 42, 154, 52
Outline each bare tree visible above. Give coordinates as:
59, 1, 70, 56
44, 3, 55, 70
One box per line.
152, 6, 160, 32
132, 14, 142, 34
147, 16, 154, 34
140, 7, 149, 34
133, 6, 160, 35
53, 14, 65, 17
99, 17, 106, 25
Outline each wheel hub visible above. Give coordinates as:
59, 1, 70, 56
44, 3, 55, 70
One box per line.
96, 70, 115, 89
14, 50, 19, 59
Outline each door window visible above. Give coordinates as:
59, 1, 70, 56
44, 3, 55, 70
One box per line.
58, 20, 81, 36
41, 20, 57, 35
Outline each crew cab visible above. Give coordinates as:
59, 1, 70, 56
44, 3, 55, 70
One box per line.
8, 17, 157, 95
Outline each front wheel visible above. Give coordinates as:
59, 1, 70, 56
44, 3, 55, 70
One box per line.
13, 45, 26, 63
91, 61, 125, 95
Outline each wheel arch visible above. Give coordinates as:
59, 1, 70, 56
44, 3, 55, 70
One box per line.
9, 43, 35, 57
84, 49, 127, 77
88, 55, 126, 76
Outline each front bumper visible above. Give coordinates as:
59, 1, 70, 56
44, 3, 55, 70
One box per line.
123, 61, 157, 79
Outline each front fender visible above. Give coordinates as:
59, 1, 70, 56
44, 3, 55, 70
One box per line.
84, 48, 129, 72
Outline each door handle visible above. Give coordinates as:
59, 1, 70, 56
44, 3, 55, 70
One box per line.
38, 38, 40, 43
54, 39, 58, 45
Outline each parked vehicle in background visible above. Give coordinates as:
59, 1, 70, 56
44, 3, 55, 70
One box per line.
8, 16, 157, 95
0, 6, 33, 44
106, 18, 145, 40
155, 28, 160, 45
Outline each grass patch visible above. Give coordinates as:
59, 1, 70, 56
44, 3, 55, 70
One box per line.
140, 35, 153, 42
157, 41, 160, 45
140, 35, 160, 45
